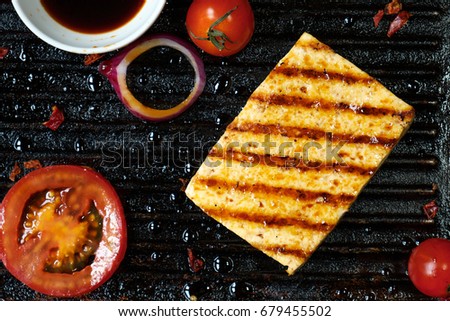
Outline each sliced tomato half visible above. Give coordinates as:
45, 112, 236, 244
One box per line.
0, 165, 127, 297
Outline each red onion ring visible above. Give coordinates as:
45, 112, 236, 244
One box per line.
99, 34, 206, 122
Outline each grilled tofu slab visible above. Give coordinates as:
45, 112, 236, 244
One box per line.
185, 33, 415, 275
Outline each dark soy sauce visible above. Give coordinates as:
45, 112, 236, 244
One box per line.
41, 0, 146, 34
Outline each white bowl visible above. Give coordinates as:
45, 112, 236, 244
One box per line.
12, 0, 166, 54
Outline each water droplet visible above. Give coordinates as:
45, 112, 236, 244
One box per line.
147, 220, 160, 232
233, 86, 249, 96
184, 163, 192, 174
74, 138, 86, 152
381, 267, 392, 277
343, 16, 355, 27
183, 282, 210, 301
364, 227, 372, 235
148, 131, 162, 144
13, 138, 22, 151
215, 113, 232, 126
178, 147, 190, 164
87, 74, 103, 92
213, 256, 234, 273
182, 228, 199, 243
27, 73, 34, 83
46, 74, 56, 85
145, 205, 154, 213
13, 137, 31, 151
387, 284, 398, 295
229, 281, 253, 298
169, 192, 180, 203
138, 75, 148, 86
214, 75, 232, 94
117, 281, 125, 291
169, 55, 184, 65
30, 104, 36, 112
19, 47, 27, 62
364, 292, 376, 301
401, 237, 419, 248
150, 252, 160, 261
335, 288, 353, 300
406, 80, 421, 94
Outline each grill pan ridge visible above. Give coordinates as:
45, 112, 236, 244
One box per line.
0, 0, 449, 300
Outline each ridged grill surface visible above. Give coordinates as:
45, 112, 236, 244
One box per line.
1, 0, 449, 300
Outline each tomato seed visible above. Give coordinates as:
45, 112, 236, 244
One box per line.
19, 188, 103, 274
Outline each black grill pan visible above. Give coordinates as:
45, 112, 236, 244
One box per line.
0, 0, 449, 300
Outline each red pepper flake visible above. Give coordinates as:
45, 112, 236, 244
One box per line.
373, 9, 385, 28
374, 1, 411, 37
387, 10, 411, 37
9, 162, 21, 182
423, 200, 439, 220
84, 53, 105, 66
187, 248, 205, 273
385, 0, 402, 15
0, 47, 8, 59
23, 159, 43, 170
179, 178, 189, 192
43, 105, 65, 131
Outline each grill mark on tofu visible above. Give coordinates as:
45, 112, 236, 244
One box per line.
205, 208, 335, 233
197, 178, 356, 207
218, 128, 396, 170
273, 66, 375, 86
227, 122, 398, 148
261, 246, 311, 260
250, 92, 414, 120
208, 147, 376, 176
189, 178, 346, 224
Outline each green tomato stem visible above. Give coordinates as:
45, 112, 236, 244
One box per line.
190, 6, 238, 51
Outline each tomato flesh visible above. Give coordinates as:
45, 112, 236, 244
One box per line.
19, 189, 103, 274
408, 238, 450, 298
186, 0, 255, 57
0, 165, 126, 297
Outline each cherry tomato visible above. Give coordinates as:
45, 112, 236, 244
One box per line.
408, 238, 450, 298
0, 165, 127, 297
186, 0, 255, 57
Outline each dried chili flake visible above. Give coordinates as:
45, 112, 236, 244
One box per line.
385, 0, 403, 15
9, 162, 21, 182
187, 248, 205, 273
387, 10, 411, 37
43, 105, 65, 131
423, 200, 439, 220
0, 47, 8, 59
374, 1, 411, 37
373, 10, 385, 28
23, 159, 43, 170
179, 178, 189, 192
84, 54, 105, 66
